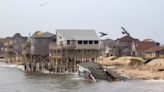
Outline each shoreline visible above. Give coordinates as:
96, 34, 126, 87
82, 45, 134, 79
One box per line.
100, 56, 164, 80
1, 57, 164, 81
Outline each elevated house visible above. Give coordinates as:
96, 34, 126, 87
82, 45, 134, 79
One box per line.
3, 37, 13, 62
12, 33, 28, 62
0, 39, 5, 58
49, 29, 100, 73
24, 31, 56, 71
0, 38, 9, 59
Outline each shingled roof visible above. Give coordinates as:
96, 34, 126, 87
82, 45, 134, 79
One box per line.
117, 35, 139, 42
32, 31, 55, 38
134, 41, 158, 53
145, 46, 164, 53
56, 29, 100, 40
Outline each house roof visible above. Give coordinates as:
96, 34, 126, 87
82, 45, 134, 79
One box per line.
32, 31, 55, 38
102, 38, 116, 47
78, 61, 101, 69
88, 67, 106, 79
117, 35, 139, 42
78, 62, 106, 79
145, 46, 164, 53
13, 33, 22, 38
56, 29, 100, 40
135, 41, 158, 53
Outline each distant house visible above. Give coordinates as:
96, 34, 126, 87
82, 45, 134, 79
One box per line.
144, 46, 164, 59
3, 37, 13, 62
132, 39, 160, 57
49, 29, 100, 73
116, 34, 139, 56
0, 38, 8, 58
102, 39, 118, 56
12, 33, 28, 61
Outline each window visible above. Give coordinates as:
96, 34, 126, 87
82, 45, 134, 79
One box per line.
83, 41, 88, 44
94, 41, 98, 44
78, 41, 82, 44
57, 50, 61, 53
89, 41, 93, 44
54, 50, 56, 54
78, 50, 81, 54
49, 49, 52, 53
67, 40, 70, 45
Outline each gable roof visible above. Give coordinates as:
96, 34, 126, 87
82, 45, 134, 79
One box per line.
134, 41, 158, 53
145, 46, 164, 53
57, 29, 100, 40
117, 35, 139, 42
13, 33, 22, 38
32, 31, 55, 38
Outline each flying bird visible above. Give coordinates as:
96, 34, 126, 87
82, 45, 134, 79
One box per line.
99, 32, 108, 37
121, 27, 126, 31
121, 27, 130, 35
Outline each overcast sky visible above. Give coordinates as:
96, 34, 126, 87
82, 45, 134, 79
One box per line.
0, 0, 164, 44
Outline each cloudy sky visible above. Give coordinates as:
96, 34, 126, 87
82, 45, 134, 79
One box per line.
0, 0, 164, 43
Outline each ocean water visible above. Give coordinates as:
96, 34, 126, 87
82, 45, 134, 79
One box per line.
0, 65, 164, 92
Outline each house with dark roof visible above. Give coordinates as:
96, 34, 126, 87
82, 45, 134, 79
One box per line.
144, 46, 164, 59
12, 33, 28, 62
49, 29, 101, 73
132, 39, 160, 57
116, 35, 139, 56
0, 33, 28, 62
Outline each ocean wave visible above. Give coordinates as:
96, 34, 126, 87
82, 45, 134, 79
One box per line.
145, 79, 164, 82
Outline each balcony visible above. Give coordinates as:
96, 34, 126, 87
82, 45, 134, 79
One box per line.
49, 42, 100, 50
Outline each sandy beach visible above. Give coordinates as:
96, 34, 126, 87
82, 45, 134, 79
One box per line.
98, 56, 164, 80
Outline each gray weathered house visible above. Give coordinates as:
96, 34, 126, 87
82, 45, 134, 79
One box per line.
31, 31, 56, 55
49, 29, 100, 73
0, 38, 7, 58
12, 33, 27, 62
116, 34, 139, 56
24, 31, 56, 71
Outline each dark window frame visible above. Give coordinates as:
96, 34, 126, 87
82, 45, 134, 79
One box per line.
83, 41, 88, 44
89, 41, 93, 44
94, 41, 98, 44
67, 40, 70, 45
78, 40, 83, 44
